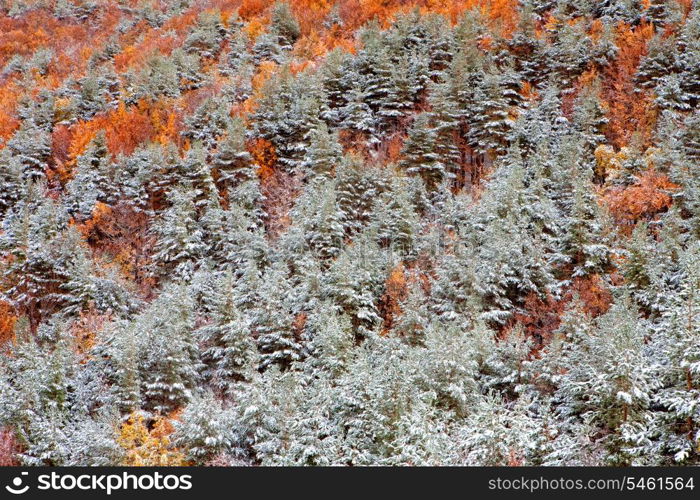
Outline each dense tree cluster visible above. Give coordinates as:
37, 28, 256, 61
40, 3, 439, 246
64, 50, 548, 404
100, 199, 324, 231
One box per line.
0, 0, 698, 466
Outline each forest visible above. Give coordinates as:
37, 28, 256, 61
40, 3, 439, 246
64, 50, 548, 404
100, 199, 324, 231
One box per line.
0, 0, 698, 466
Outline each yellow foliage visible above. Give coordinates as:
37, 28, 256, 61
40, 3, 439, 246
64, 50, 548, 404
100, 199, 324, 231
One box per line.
594, 144, 629, 181
117, 412, 186, 467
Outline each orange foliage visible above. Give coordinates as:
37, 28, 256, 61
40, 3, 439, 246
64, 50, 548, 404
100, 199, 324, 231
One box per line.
604, 170, 678, 225
512, 292, 564, 345
149, 101, 181, 147
566, 275, 613, 317
77, 202, 155, 287
260, 170, 302, 238
292, 31, 328, 63
293, 312, 308, 342
562, 68, 602, 120
377, 132, 405, 164
66, 124, 98, 170
243, 16, 266, 39
239, 0, 270, 19
520, 81, 539, 102
293, 0, 333, 35
0, 24, 49, 67
49, 124, 73, 184
379, 263, 408, 333
602, 22, 656, 148
67, 101, 156, 168
248, 137, 277, 182
0, 300, 17, 346
76, 202, 114, 240
105, 101, 156, 156
483, 0, 520, 38
0, 90, 19, 146
162, 7, 200, 36
253, 60, 278, 94
0, 9, 106, 80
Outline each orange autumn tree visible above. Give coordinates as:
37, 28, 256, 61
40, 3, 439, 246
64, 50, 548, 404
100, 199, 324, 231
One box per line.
602, 22, 656, 148
604, 169, 678, 226
0, 301, 17, 346
248, 137, 277, 183
67, 100, 157, 170
379, 263, 408, 333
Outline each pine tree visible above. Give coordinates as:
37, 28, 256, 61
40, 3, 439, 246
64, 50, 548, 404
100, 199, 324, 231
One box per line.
305, 305, 354, 377
212, 118, 258, 191
95, 320, 142, 413
649, 243, 700, 464
0, 184, 73, 331
62, 248, 137, 317
636, 34, 678, 92
335, 157, 388, 235
64, 132, 113, 220
303, 122, 343, 182
6, 118, 51, 182
200, 194, 268, 272
63, 412, 123, 466
253, 262, 303, 371
252, 69, 324, 173
676, 9, 700, 109
656, 73, 693, 113
181, 97, 232, 150
557, 141, 615, 278
127, 54, 181, 103
151, 187, 205, 280
419, 322, 480, 416
175, 143, 217, 210
270, 2, 301, 50
323, 233, 385, 338
457, 392, 546, 465
544, 19, 593, 89
368, 177, 420, 256
399, 113, 454, 190
183, 10, 226, 59
172, 392, 235, 464
553, 297, 657, 465
199, 271, 258, 391
571, 79, 608, 155
140, 285, 202, 414
467, 70, 519, 160
221, 29, 251, 76
0, 327, 78, 465
0, 149, 25, 217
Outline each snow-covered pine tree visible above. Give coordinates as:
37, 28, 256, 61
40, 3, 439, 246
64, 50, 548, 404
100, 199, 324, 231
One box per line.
151, 187, 205, 280
172, 392, 235, 464
399, 113, 454, 190
253, 262, 303, 371
199, 271, 258, 391
6, 118, 51, 182
649, 243, 700, 464
212, 117, 258, 192
64, 131, 114, 220
139, 284, 203, 414
303, 122, 343, 182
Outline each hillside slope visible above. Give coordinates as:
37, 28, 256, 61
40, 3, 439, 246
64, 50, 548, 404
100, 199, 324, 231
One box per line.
0, 0, 698, 466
